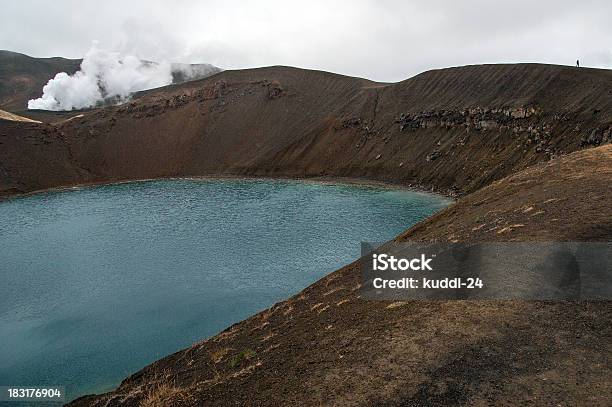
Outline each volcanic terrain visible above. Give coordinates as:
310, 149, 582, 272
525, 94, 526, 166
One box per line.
0, 62, 610, 406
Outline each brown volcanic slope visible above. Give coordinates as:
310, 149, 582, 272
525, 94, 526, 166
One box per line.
1, 63, 611, 199
72, 144, 612, 407
0, 63, 610, 405
0, 50, 81, 111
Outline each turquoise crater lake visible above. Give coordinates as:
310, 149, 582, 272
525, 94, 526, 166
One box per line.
0, 179, 449, 401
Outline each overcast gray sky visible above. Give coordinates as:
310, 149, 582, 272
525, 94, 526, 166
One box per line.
2, 0, 611, 82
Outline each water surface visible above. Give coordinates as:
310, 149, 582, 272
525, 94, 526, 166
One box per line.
0, 179, 449, 401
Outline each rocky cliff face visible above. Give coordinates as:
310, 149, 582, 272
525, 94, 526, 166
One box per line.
395, 106, 612, 158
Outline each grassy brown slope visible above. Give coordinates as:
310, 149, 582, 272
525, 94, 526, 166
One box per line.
70, 144, 612, 407
387, 63, 612, 117
0, 109, 40, 123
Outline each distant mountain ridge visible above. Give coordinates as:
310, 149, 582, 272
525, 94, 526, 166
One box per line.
0, 50, 80, 111
0, 50, 221, 111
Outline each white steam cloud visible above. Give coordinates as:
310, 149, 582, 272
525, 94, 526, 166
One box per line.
28, 44, 173, 110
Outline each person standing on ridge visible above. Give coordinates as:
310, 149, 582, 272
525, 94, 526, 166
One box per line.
576, 59, 580, 67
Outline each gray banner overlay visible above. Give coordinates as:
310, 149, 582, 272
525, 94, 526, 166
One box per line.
360, 242, 612, 300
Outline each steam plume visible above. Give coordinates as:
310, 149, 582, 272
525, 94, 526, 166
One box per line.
28, 44, 174, 110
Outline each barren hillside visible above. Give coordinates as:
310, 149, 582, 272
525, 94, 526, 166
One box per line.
1, 63, 611, 199
0, 50, 81, 111
70, 144, 612, 407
